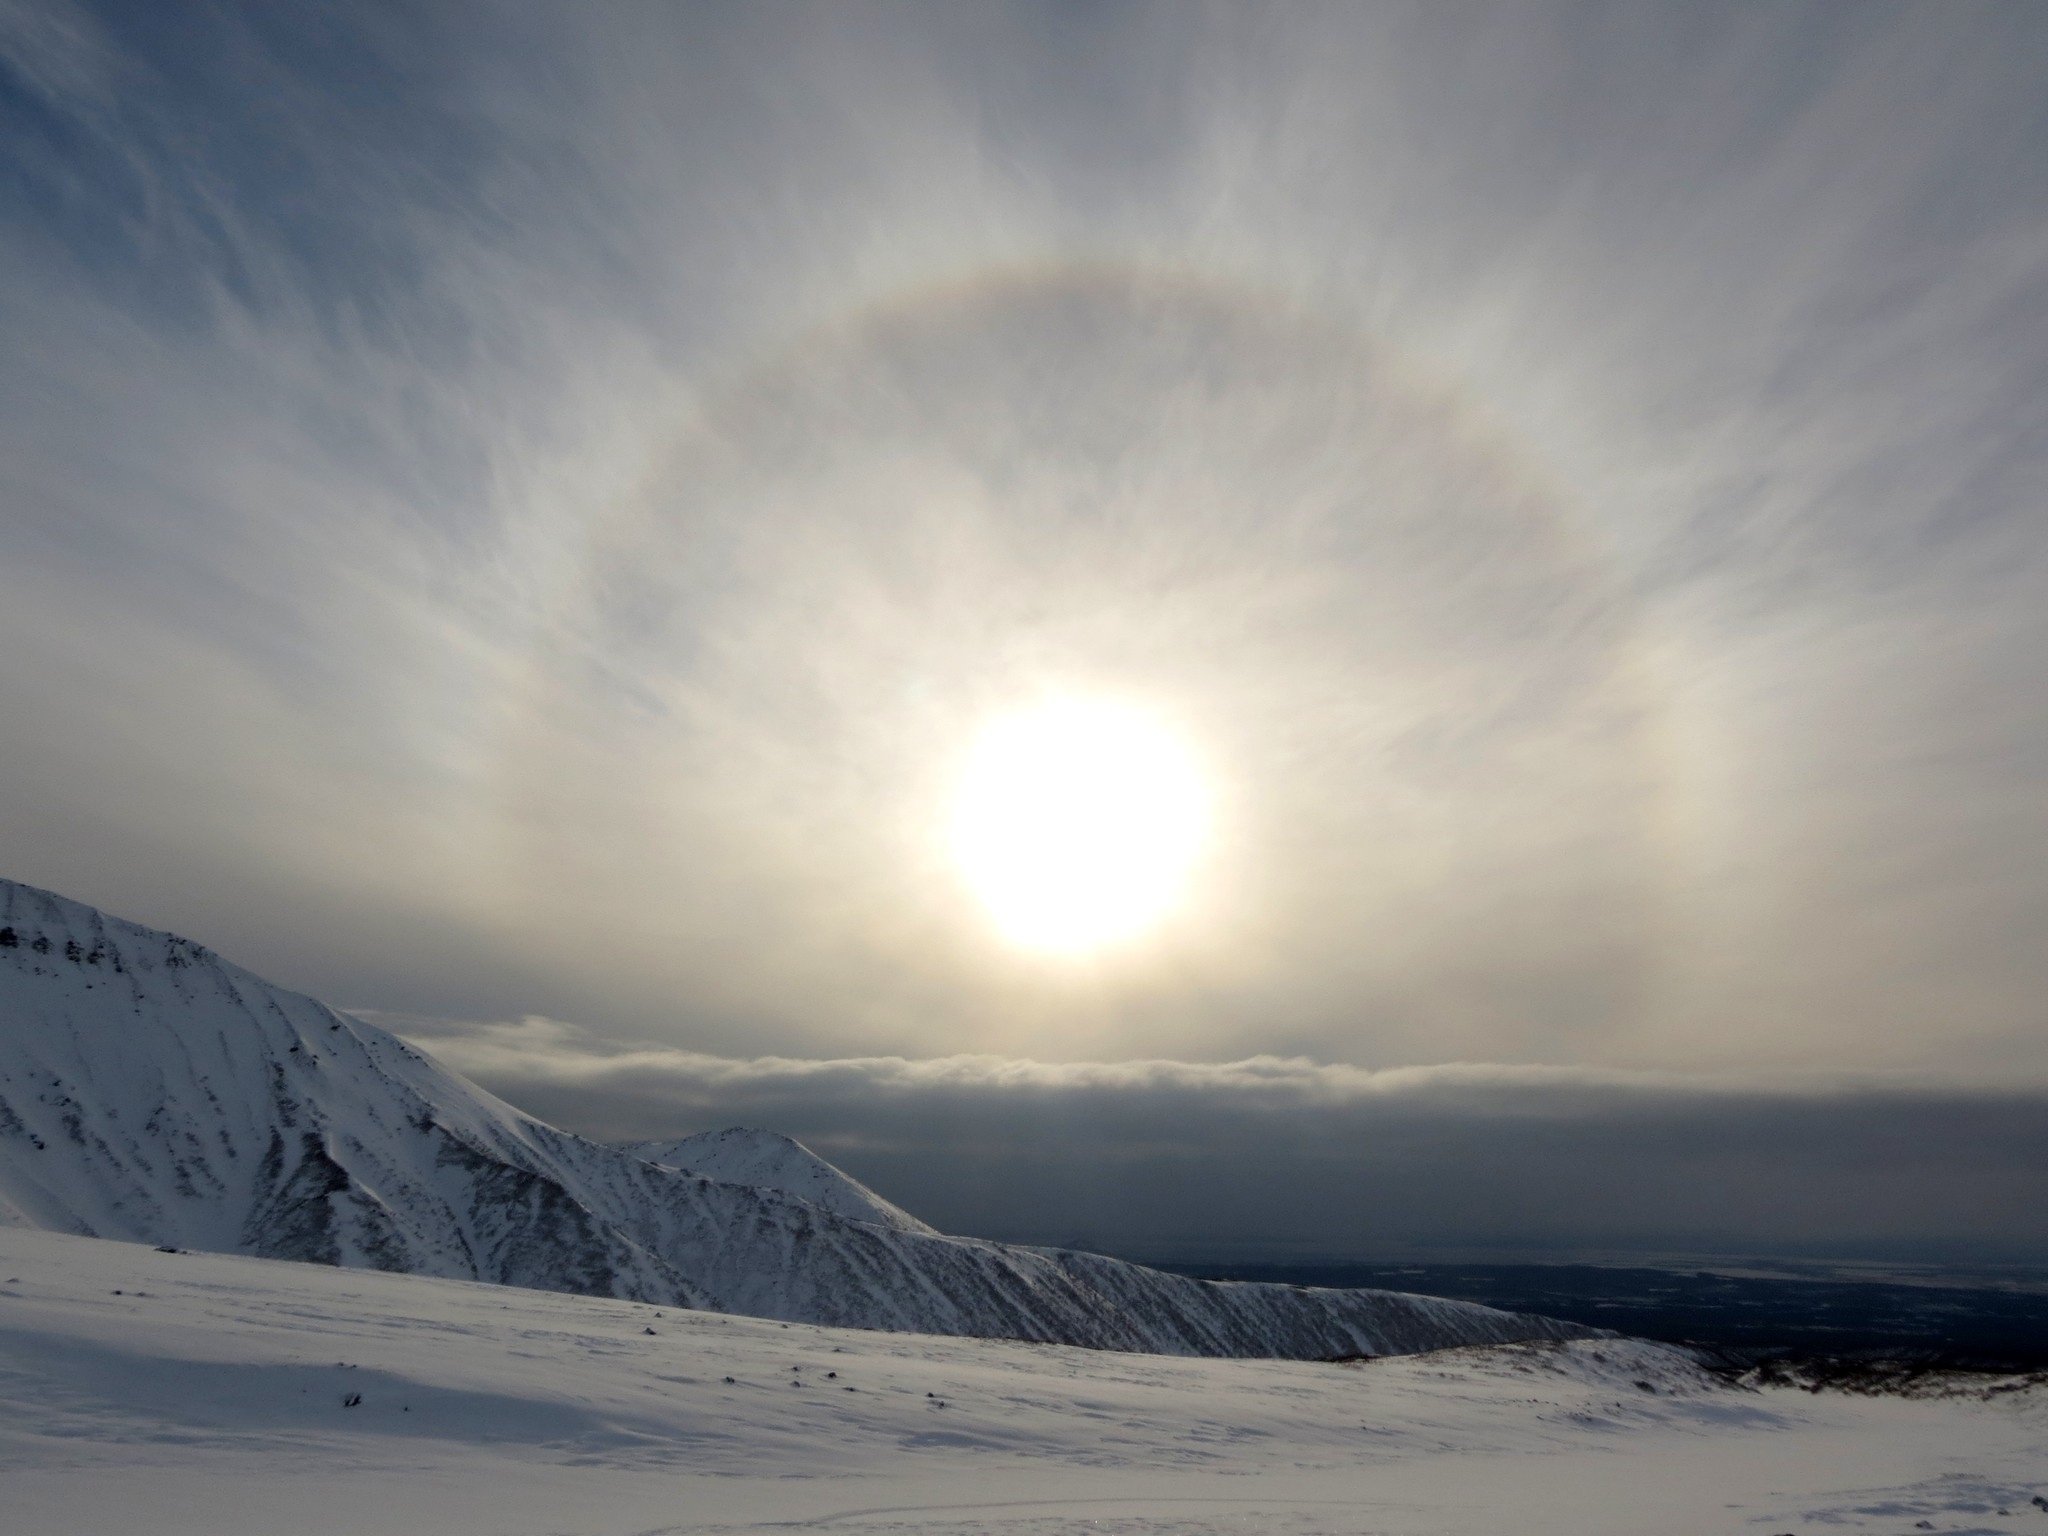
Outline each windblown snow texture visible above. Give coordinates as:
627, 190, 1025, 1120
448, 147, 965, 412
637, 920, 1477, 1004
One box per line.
0, 878, 1592, 1359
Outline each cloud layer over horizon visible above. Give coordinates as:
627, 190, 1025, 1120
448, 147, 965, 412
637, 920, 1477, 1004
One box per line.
395, 1013, 2048, 1265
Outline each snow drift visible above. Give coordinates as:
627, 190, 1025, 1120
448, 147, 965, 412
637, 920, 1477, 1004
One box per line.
0, 877, 1592, 1358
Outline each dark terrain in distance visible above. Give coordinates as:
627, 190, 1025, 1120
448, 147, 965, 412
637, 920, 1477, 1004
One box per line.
1157, 1262, 2048, 1371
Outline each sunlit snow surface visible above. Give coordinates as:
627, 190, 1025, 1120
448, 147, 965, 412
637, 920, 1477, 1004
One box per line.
2, 1229, 2043, 1536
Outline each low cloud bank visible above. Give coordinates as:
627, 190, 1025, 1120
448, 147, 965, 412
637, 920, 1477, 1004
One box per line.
389, 1014, 2048, 1266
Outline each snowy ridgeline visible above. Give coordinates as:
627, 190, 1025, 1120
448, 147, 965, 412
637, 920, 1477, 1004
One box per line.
624, 1126, 937, 1235
0, 876, 1587, 1359
3, 1227, 2043, 1536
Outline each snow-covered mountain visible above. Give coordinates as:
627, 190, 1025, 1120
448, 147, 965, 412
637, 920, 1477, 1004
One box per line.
0, 877, 1593, 1359
624, 1127, 936, 1234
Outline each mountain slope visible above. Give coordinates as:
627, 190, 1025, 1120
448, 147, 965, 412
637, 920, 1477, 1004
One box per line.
624, 1127, 935, 1234
0, 878, 1593, 1359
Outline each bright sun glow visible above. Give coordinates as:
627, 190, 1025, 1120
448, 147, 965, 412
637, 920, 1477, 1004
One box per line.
949, 697, 1210, 955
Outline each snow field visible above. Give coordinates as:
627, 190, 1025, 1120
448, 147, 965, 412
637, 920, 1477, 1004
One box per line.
2, 1228, 2042, 1535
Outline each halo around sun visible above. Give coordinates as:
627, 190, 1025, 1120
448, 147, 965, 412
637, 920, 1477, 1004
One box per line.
949, 697, 1211, 955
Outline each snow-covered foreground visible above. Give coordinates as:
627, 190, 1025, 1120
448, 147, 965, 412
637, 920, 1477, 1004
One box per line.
2, 1229, 2042, 1536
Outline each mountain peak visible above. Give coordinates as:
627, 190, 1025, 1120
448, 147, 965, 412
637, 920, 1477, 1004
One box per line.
624, 1127, 935, 1235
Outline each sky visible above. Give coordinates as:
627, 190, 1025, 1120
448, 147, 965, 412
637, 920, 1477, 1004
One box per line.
4, 2, 2047, 1262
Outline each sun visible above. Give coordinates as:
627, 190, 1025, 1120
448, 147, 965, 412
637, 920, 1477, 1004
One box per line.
948, 696, 1210, 954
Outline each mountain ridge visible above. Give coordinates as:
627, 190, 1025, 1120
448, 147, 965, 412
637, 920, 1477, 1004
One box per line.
0, 876, 1596, 1359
